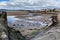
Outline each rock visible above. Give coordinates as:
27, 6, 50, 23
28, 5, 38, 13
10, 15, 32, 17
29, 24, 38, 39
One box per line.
56, 29, 60, 32
1, 32, 7, 38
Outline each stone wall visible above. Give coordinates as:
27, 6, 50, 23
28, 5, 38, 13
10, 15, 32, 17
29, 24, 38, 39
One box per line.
57, 13, 60, 23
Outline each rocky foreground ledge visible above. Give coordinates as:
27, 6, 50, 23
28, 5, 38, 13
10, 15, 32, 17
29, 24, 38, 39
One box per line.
31, 24, 60, 40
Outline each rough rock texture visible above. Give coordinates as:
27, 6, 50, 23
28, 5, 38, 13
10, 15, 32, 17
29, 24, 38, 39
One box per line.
31, 24, 60, 40
8, 27, 26, 40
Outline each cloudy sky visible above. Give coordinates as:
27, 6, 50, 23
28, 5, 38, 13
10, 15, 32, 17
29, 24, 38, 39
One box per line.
0, 0, 60, 10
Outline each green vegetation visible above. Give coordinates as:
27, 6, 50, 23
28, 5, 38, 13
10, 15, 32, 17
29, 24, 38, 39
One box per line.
0, 14, 4, 18
31, 31, 36, 35
44, 26, 49, 30
29, 29, 33, 30
28, 28, 40, 31
0, 14, 2, 17
21, 30, 24, 32
30, 29, 40, 35
34, 28, 37, 30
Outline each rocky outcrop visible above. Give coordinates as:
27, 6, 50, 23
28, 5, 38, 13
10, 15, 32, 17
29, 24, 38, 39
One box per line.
8, 27, 26, 40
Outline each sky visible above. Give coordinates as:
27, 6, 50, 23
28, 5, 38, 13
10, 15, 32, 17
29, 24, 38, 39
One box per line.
0, 0, 60, 10
0, 0, 9, 1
